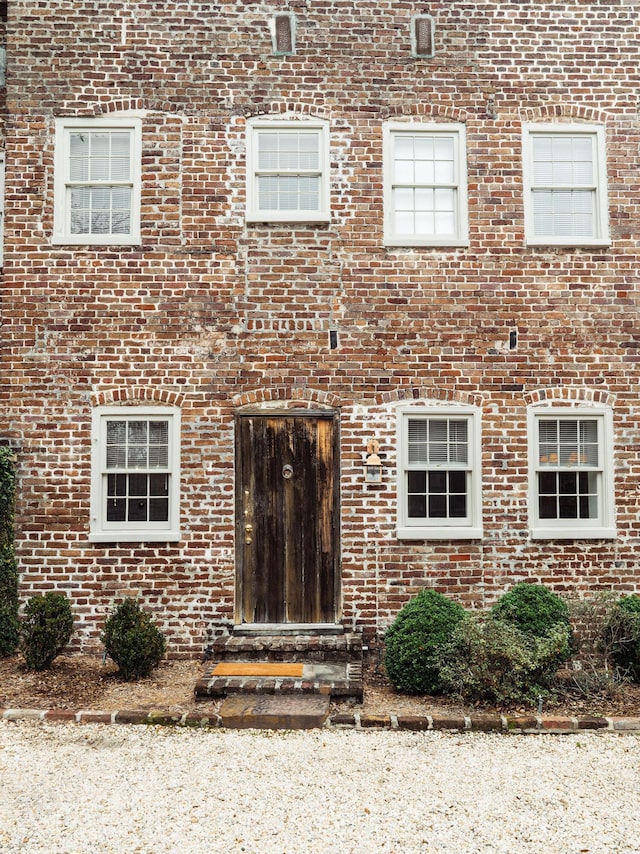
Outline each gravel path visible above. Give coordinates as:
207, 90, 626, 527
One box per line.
0, 722, 639, 854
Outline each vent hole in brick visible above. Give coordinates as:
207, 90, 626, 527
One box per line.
272, 14, 295, 55
412, 14, 434, 58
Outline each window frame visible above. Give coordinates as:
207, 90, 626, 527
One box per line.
383, 122, 469, 248
396, 405, 482, 540
53, 116, 142, 246
245, 118, 331, 224
528, 405, 616, 540
522, 123, 610, 248
89, 406, 181, 543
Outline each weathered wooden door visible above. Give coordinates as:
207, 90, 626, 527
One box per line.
235, 411, 340, 625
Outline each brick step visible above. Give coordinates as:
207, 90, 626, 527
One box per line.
212, 632, 363, 664
195, 660, 363, 702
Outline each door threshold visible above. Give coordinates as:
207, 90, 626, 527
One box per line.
233, 623, 344, 637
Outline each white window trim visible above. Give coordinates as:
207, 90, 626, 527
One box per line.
245, 118, 330, 224
527, 405, 616, 540
53, 117, 142, 246
522, 123, 610, 248
383, 122, 469, 248
89, 406, 181, 543
396, 405, 482, 540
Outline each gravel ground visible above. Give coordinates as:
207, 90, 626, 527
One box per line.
1, 722, 639, 854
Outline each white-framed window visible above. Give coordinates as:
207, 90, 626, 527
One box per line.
53, 117, 142, 245
90, 407, 181, 543
245, 119, 330, 223
528, 406, 615, 539
522, 124, 609, 247
384, 122, 468, 247
397, 406, 482, 539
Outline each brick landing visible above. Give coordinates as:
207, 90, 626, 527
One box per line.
195, 661, 364, 701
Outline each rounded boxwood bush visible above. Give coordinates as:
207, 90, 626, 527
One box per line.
102, 599, 166, 681
22, 592, 74, 671
384, 589, 465, 694
601, 594, 640, 681
491, 583, 571, 638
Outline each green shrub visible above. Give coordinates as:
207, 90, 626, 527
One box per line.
0, 600, 20, 659
436, 613, 572, 706
102, 599, 166, 680
22, 592, 74, 671
384, 589, 465, 694
491, 583, 571, 638
601, 595, 640, 682
0, 448, 19, 659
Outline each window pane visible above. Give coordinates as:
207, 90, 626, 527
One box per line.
128, 497, 148, 522
558, 495, 578, 518
448, 470, 467, 493
407, 470, 427, 493
539, 495, 557, 519
414, 159, 435, 184
408, 494, 427, 518
414, 212, 436, 234
106, 498, 127, 522
149, 498, 169, 522
149, 473, 169, 496
539, 472, 557, 494
129, 473, 148, 497
428, 495, 447, 518
407, 419, 428, 464
428, 471, 446, 493
394, 161, 415, 184
449, 494, 467, 518
394, 211, 415, 235
395, 187, 415, 210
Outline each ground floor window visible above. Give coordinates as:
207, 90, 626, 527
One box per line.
89, 406, 181, 542
396, 406, 482, 540
528, 406, 615, 539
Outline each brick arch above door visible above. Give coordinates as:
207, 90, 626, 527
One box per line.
231, 386, 341, 410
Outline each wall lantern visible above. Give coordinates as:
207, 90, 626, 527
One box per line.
365, 439, 382, 483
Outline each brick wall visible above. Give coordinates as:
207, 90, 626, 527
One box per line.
2, 1, 640, 655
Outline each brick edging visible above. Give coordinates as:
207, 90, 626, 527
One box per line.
2, 707, 640, 733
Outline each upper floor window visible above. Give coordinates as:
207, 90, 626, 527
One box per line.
245, 119, 330, 223
528, 406, 615, 539
384, 123, 468, 247
53, 117, 142, 245
90, 406, 181, 543
397, 406, 482, 539
522, 124, 609, 248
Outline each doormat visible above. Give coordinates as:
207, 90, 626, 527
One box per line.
212, 662, 305, 678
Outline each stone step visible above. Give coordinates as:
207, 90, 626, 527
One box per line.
212, 632, 363, 664
195, 660, 363, 702
218, 694, 331, 730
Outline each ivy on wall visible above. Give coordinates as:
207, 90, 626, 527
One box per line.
0, 447, 19, 657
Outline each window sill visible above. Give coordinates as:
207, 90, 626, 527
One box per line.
397, 526, 483, 541
524, 238, 610, 250
52, 235, 141, 247
89, 531, 181, 544
245, 213, 330, 225
530, 526, 617, 541
384, 238, 470, 249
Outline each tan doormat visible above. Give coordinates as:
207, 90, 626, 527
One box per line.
212, 662, 304, 677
